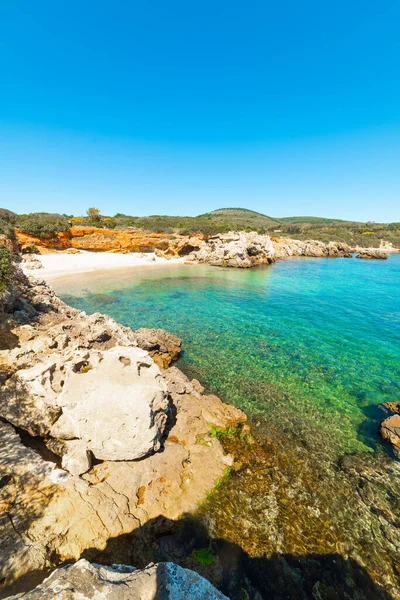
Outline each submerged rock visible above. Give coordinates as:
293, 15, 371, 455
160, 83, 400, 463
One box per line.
4, 559, 228, 599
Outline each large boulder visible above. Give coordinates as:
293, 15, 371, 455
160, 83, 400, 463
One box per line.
4, 559, 228, 599
50, 346, 169, 464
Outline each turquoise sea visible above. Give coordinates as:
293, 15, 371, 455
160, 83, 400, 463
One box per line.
56, 254, 400, 598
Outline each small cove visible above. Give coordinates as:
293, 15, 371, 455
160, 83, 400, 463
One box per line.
55, 255, 400, 598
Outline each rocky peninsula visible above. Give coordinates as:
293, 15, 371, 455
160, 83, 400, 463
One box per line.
0, 254, 245, 597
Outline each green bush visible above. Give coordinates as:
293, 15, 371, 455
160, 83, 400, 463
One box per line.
22, 245, 40, 254
0, 208, 17, 240
17, 213, 69, 237
0, 246, 12, 292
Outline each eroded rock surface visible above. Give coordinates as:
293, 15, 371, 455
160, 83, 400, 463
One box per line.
50, 346, 168, 464
4, 559, 228, 599
158, 232, 275, 268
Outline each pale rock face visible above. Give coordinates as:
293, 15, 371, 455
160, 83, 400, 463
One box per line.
1, 358, 63, 436
4, 559, 229, 599
51, 346, 169, 462
190, 231, 275, 268
272, 238, 352, 259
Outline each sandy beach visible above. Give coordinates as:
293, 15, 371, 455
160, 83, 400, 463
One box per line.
22, 250, 185, 281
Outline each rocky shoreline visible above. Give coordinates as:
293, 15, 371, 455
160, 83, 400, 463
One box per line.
1, 233, 398, 599
0, 263, 245, 597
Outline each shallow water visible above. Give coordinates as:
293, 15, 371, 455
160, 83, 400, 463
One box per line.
56, 255, 400, 598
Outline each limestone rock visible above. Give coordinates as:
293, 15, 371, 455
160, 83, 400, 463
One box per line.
380, 415, 400, 457
21, 256, 43, 270
356, 249, 388, 259
134, 327, 182, 368
4, 559, 228, 599
1, 359, 63, 436
272, 237, 352, 259
188, 231, 275, 268
50, 346, 169, 462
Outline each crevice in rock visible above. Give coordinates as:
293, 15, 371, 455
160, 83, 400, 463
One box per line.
0, 417, 62, 467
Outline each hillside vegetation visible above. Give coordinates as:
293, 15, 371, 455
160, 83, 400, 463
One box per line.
7, 207, 400, 248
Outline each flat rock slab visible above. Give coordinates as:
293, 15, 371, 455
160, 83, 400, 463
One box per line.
5, 559, 229, 599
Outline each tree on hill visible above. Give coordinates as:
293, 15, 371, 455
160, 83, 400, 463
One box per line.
86, 207, 101, 222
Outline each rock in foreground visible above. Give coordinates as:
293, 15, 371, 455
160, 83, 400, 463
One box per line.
5, 559, 228, 599
0, 271, 245, 591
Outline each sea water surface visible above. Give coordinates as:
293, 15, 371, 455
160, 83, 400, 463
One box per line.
55, 255, 400, 598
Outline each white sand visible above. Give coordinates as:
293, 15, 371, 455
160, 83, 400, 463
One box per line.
23, 250, 185, 280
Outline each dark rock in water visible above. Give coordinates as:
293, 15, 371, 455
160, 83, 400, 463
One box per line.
384, 401, 400, 415
380, 414, 400, 456
356, 250, 388, 259
3, 559, 228, 599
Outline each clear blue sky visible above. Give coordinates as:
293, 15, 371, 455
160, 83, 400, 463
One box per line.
1, 0, 399, 221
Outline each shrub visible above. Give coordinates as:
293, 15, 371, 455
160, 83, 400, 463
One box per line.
0, 245, 12, 292
17, 213, 69, 237
0, 208, 17, 240
86, 207, 101, 222
22, 245, 40, 254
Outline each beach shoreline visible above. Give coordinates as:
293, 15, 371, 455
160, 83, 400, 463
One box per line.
22, 249, 186, 281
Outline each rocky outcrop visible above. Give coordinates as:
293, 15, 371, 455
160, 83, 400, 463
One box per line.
134, 328, 182, 369
157, 232, 355, 266
356, 249, 388, 259
271, 237, 352, 258
158, 232, 275, 268
15, 228, 72, 251
4, 559, 228, 599
0, 271, 245, 591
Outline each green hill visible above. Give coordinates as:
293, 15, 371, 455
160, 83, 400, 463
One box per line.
200, 207, 282, 229
278, 216, 352, 224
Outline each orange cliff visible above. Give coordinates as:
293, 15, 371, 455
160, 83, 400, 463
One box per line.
15, 226, 203, 254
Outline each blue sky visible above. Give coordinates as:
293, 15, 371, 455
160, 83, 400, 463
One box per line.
1, 1, 399, 221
